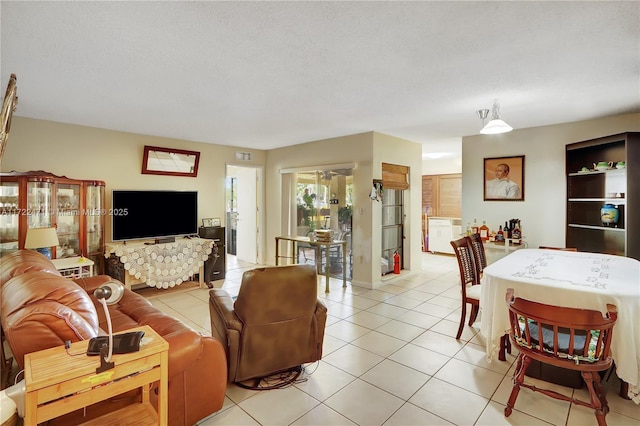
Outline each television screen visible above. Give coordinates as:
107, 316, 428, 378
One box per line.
111, 190, 198, 241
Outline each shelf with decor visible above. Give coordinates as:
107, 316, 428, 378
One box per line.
565, 132, 638, 259
0, 171, 106, 272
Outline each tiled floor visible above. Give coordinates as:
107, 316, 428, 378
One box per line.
145, 253, 640, 426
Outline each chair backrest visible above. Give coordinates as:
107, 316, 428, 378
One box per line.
235, 265, 318, 324
467, 233, 487, 277
450, 237, 478, 295
504, 288, 617, 371
538, 246, 578, 251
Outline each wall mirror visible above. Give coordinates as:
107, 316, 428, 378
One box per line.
142, 145, 200, 177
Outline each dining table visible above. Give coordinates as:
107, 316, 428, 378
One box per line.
479, 248, 640, 403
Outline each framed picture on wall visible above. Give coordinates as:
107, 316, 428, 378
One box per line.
484, 155, 525, 201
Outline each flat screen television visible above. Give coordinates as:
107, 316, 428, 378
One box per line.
111, 190, 198, 241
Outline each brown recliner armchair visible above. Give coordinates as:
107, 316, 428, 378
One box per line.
209, 264, 327, 383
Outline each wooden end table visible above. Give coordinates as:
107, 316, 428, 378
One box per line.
23, 325, 168, 425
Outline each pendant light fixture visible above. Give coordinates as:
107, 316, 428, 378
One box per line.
479, 99, 513, 134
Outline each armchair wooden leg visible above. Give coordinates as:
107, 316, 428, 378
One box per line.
505, 354, 529, 417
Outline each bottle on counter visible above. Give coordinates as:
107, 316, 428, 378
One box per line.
512, 220, 522, 241
496, 225, 505, 242
480, 221, 490, 241
503, 221, 510, 239
471, 218, 479, 235
466, 222, 472, 236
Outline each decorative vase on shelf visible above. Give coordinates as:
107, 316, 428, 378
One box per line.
601, 203, 619, 227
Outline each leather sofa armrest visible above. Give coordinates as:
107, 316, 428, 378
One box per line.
73, 275, 122, 294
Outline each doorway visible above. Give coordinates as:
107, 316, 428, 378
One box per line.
294, 168, 353, 279
226, 165, 262, 265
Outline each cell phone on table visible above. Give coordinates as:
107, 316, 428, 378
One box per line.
86, 331, 145, 356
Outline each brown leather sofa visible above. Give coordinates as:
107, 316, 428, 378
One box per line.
209, 264, 327, 383
0, 250, 227, 425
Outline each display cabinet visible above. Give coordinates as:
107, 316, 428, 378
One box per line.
0, 171, 105, 271
566, 132, 639, 260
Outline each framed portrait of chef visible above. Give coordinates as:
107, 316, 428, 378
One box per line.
484, 155, 525, 201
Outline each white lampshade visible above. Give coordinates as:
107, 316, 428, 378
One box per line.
480, 99, 513, 135
480, 118, 513, 134
24, 227, 59, 249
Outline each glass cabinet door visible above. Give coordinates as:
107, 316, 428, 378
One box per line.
56, 183, 81, 258
85, 183, 105, 260
0, 181, 20, 255
27, 181, 53, 229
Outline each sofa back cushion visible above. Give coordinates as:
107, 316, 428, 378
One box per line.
0, 250, 62, 286
1, 271, 99, 367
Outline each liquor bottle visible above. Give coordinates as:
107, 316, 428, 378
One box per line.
466, 222, 471, 236
471, 218, 479, 235
496, 225, 504, 242
479, 221, 490, 241
512, 220, 521, 240
503, 221, 510, 239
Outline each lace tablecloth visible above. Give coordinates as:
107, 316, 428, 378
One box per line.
480, 248, 640, 403
105, 238, 214, 289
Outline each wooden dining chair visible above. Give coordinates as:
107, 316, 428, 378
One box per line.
538, 246, 578, 251
467, 233, 487, 279
450, 237, 481, 339
504, 288, 617, 426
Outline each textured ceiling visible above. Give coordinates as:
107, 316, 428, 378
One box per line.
1, 1, 638, 152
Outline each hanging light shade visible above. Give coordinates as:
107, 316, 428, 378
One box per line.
480, 100, 513, 134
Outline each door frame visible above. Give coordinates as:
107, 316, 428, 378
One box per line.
226, 164, 264, 265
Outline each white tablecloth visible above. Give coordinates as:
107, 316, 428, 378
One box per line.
480, 248, 640, 403
105, 238, 213, 289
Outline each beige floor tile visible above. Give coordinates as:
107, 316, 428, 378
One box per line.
365, 303, 409, 319
411, 329, 466, 357
475, 400, 551, 425
492, 374, 571, 425
360, 359, 430, 400
295, 361, 356, 402
324, 319, 371, 343
374, 319, 425, 342
388, 343, 451, 376
238, 386, 320, 425
434, 357, 505, 399
395, 310, 441, 329
566, 401, 639, 426
322, 343, 384, 376
324, 379, 404, 426
383, 294, 424, 309
351, 330, 406, 358
412, 301, 456, 318
382, 402, 454, 425
345, 310, 392, 329
291, 404, 357, 426
322, 334, 349, 356
409, 378, 489, 425
198, 405, 260, 425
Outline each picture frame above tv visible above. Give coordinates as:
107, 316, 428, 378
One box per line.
142, 145, 200, 178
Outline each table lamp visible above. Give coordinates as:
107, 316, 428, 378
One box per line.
24, 227, 59, 259
93, 281, 125, 373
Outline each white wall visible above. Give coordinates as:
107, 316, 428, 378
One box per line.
422, 137, 462, 175
462, 113, 640, 249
